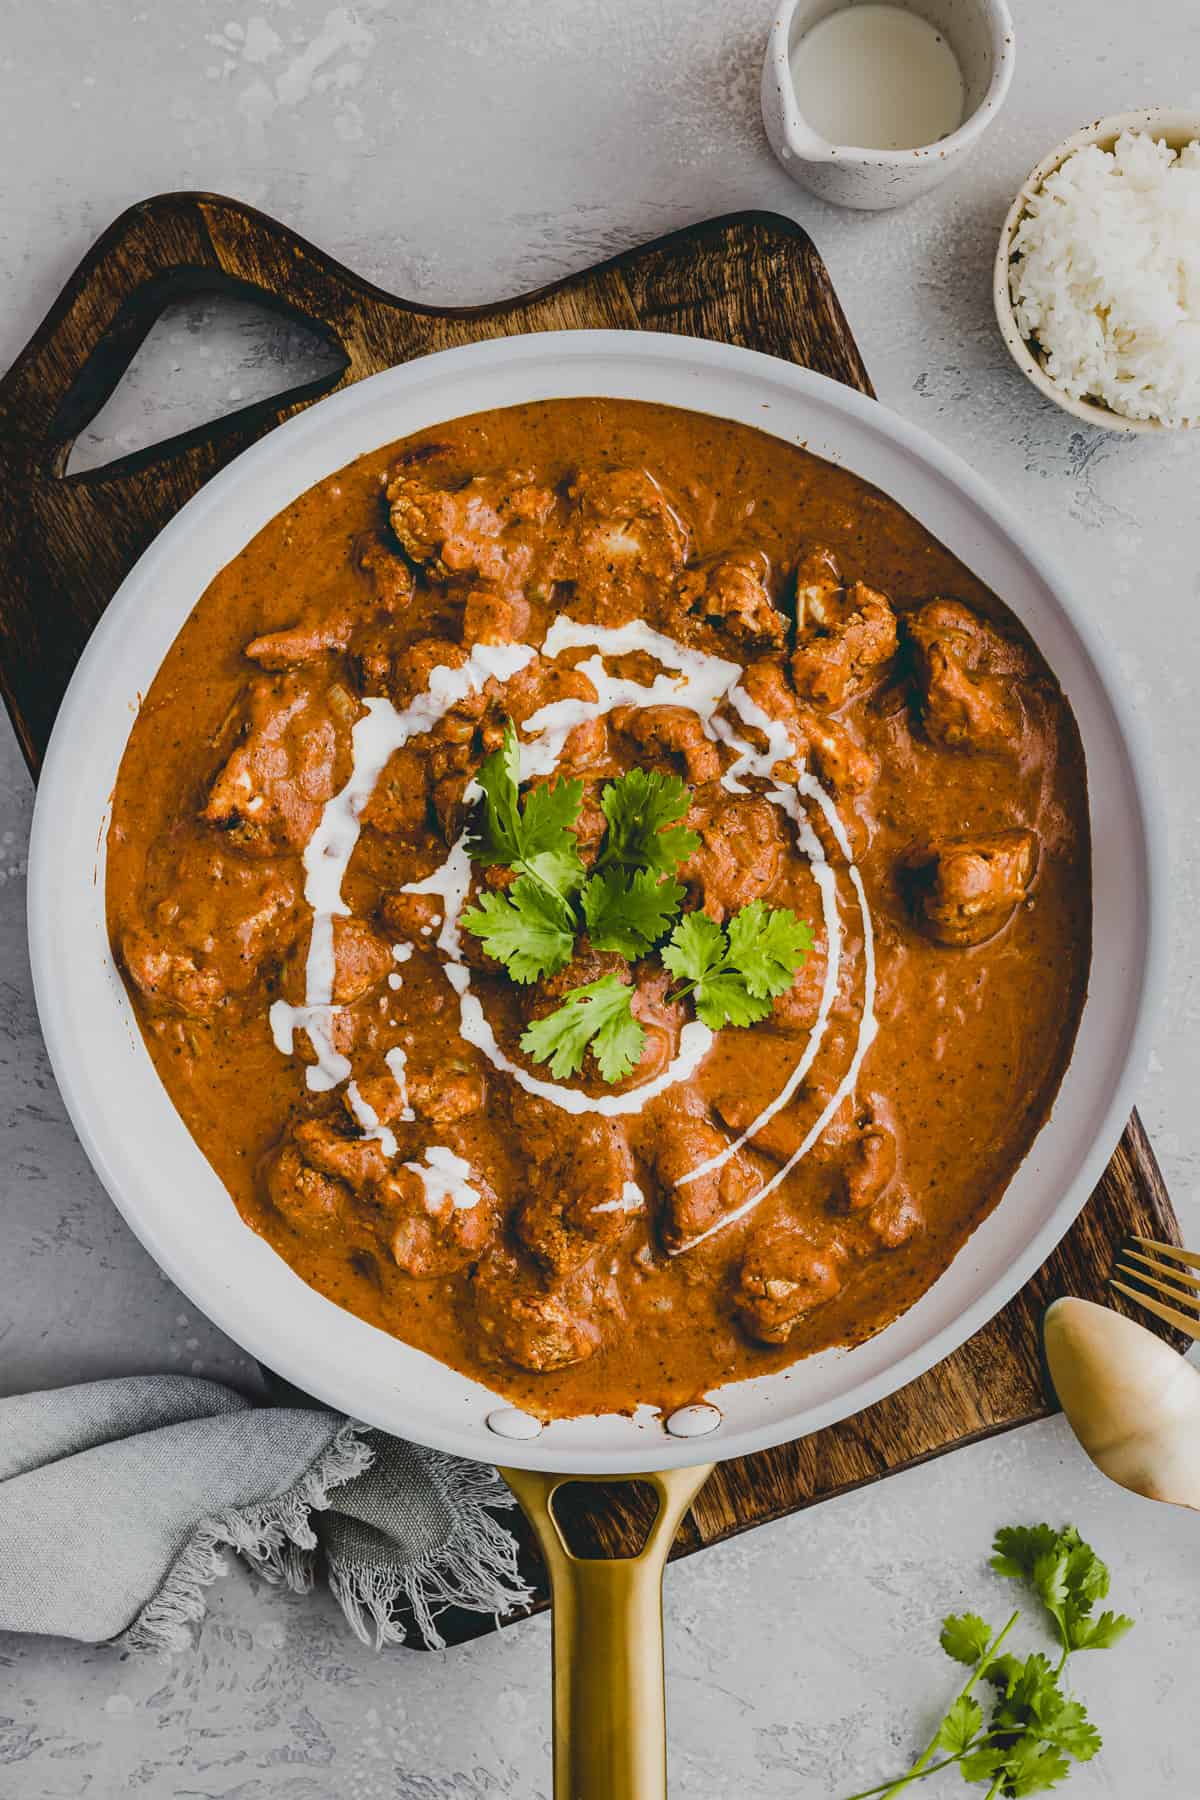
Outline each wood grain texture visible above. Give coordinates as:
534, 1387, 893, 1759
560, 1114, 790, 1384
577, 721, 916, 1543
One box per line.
0, 193, 1180, 1646
0, 193, 870, 769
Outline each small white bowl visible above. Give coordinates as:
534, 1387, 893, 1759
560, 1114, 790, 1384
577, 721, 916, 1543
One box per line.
994, 106, 1200, 433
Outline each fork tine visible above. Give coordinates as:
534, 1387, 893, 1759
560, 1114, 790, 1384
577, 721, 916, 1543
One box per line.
1114, 1262, 1200, 1313
1110, 1279, 1200, 1340
1120, 1248, 1200, 1295
1130, 1236, 1200, 1272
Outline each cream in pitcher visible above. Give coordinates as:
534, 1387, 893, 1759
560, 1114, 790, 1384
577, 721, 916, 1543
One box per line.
762, 0, 1015, 209
789, 4, 964, 151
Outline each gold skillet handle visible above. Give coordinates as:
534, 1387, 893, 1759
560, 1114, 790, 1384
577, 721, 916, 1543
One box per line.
502, 1464, 714, 1800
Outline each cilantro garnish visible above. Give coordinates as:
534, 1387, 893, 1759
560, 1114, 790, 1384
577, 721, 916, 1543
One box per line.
458, 878, 576, 985
661, 901, 814, 1029
842, 1524, 1133, 1800
519, 898, 812, 1084
466, 721, 586, 901
458, 718, 813, 1081
591, 767, 700, 878
461, 721, 698, 985
518, 973, 645, 1084
581, 868, 687, 959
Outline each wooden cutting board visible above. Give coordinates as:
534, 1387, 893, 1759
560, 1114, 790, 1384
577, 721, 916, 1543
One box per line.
0, 194, 1182, 1646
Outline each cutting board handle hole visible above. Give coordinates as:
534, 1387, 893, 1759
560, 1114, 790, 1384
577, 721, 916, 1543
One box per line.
56, 280, 347, 481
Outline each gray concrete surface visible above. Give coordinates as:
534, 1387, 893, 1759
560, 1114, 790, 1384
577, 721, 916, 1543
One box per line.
2, 1, 1199, 1794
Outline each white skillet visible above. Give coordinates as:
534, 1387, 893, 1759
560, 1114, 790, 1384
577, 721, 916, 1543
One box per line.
28, 330, 1162, 1474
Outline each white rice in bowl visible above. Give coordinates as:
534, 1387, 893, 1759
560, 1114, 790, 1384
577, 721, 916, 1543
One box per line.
1009, 130, 1200, 427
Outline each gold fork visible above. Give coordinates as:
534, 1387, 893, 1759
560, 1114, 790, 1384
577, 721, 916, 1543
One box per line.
1110, 1237, 1200, 1337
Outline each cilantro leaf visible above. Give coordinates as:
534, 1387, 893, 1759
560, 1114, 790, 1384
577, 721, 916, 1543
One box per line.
469, 721, 524, 866
522, 844, 588, 899
986, 1653, 1026, 1693
991, 1525, 1062, 1584
663, 903, 811, 1030
1003, 1735, 1071, 1796
959, 1745, 1008, 1783
466, 721, 585, 898
460, 878, 576, 984
519, 973, 645, 1083
519, 778, 587, 896
1038, 1699, 1101, 1761
1032, 1549, 1071, 1623
596, 768, 700, 877
693, 971, 776, 1029
1070, 1610, 1134, 1652
941, 1613, 994, 1667
992, 1525, 1130, 1656
582, 869, 686, 958
726, 900, 815, 997
992, 1652, 1058, 1732
840, 1523, 1134, 1800
936, 1695, 983, 1756
660, 908, 725, 986
1062, 1534, 1108, 1609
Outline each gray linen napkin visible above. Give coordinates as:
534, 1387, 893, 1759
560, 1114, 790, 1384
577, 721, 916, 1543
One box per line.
0, 1375, 532, 1652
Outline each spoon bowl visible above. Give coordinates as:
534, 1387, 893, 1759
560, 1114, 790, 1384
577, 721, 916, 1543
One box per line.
1043, 1296, 1200, 1512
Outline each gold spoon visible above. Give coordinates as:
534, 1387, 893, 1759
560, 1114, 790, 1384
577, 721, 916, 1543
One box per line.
1042, 1296, 1200, 1512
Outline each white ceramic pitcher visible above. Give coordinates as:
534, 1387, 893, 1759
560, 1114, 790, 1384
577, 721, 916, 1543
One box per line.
762, 0, 1015, 210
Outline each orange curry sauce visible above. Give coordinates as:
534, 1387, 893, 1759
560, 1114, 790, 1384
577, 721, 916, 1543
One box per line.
106, 399, 1090, 1418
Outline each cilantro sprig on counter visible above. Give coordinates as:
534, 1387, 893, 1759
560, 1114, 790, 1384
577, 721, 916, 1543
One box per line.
843, 1525, 1133, 1800
458, 718, 812, 1084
